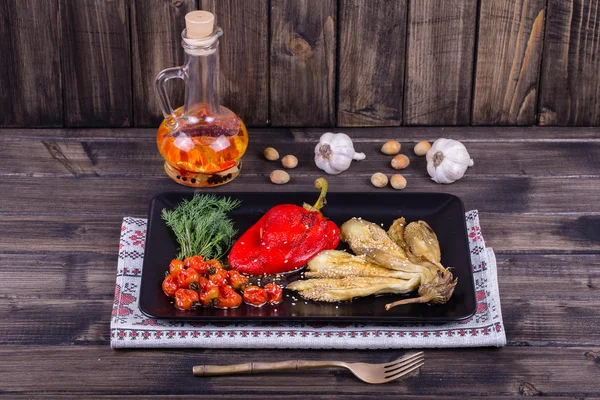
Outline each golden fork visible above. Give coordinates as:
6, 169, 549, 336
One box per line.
192, 351, 424, 384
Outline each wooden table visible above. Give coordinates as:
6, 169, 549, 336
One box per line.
1, 127, 599, 398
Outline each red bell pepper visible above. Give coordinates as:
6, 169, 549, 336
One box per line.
228, 178, 340, 275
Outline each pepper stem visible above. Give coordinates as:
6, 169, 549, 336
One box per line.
303, 178, 329, 214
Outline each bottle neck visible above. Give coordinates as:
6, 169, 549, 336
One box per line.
181, 27, 223, 117
183, 50, 220, 115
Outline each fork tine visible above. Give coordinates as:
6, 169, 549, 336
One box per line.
384, 361, 424, 382
384, 354, 424, 374
383, 351, 424, 369
384, 357, 424, 378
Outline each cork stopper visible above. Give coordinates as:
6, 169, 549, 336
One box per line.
185, 11, 215, 39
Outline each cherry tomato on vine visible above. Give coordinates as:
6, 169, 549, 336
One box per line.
169, 259, 184, 276
243, 285, 268, 307
216, 285, 242, 309
188, 255, 208, 274
195, 275, 210, 291
174, 288, 199, 310
206, 259, 223, 274
177, 268, 200, 289
228, 270, 249, 291
208, 269, 229, 286
264, 283, 283, 304
162, 275, 179, 297
199, 283, 220, 307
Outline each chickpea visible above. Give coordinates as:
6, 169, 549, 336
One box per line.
381, 140, 401, 155
270, 170, 290, 184
390, 174, 407, 189
414, 141, 431, 156
391, 154, 410, 170
371, 172, 388, 188
281, 155, 298, 169
264, 147, 280, 161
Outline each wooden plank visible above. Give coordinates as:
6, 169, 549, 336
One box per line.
337, 0, 407, 126
538, 0, 600, 126
60, 0, 132, 127
496, 253, 600, 298
3, 126, 600, 143
3, 297, 600, 346
0, 140, 164, 177
1, 214, 599, 256
0, 216, 122, 253
2, 139, 600, 178
404, 0, 478, 125
0, 0, 62, 127
6, 397, 597, 400
503, 299, 600, 345
1, 176, 600, 215
202, 0, 269, 126
0, 128, 288, 142
472, 0, 546, 125
2, 251, 596, 301
131, 0, 195, 127
16, 396, 599, 400
270, 0, 336, 126
1, 346, 600, 396
291, 126, 600, 142
482, 213, 600, 253
0, 253, 118, 299
0, 300, 111, 345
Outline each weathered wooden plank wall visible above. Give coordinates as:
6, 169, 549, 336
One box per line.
538, 0, 600, 126
404, 0, 478, 125
131, 0, 196, 127
337, 0, 407, 126
270, 0, 337, 126
0, 0, 63, 127
202, 0, 270, 126
472, 0, 546, 125
1, 0, 600, 128
60, 0, 132, 127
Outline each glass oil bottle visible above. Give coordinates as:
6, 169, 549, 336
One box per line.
155, 11, 247, 187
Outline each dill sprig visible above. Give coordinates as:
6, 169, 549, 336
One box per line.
161, 194, 241, 261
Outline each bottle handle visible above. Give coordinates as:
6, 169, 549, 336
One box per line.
154, 66, 185, 123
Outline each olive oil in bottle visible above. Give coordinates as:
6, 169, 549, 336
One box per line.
155, 11, 247, 187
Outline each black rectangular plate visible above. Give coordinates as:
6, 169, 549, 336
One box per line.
139, 192, 477, 322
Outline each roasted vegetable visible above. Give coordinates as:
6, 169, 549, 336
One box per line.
387, 218, 414, 261
361, 248, 435, 284
340, 218, 408, 260
338, 217, 457, 310
340, 218, 435, 282
388, 218, 446, 274
287, 276, 420, 302
386, 217, 457, 310
305, 250, 415, 280
288, 216, 458, 310
228, 178, 340, 275
385, 270, 457, 310
404, 220, 444, 270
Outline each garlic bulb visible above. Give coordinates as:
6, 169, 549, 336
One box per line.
314, 132, 366, 175
426, 138, 474, 184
